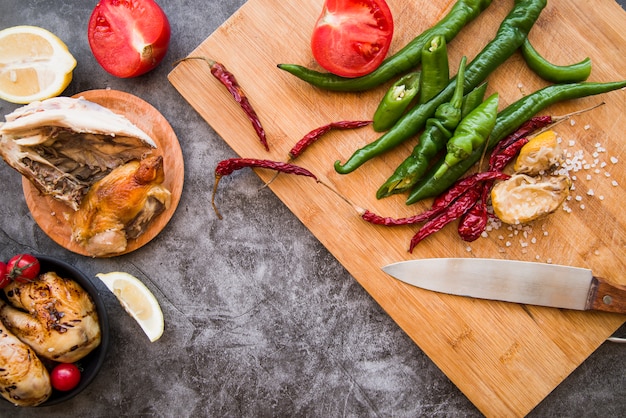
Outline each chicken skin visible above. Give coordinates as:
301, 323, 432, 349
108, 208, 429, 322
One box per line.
0, 97, 156, 210
71, 155, 171, 257
0, 319, 52, 407
0, 271, 101, 364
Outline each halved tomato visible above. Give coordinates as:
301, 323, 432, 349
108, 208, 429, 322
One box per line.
311, 0, 394, 78
87, 0, 171, 78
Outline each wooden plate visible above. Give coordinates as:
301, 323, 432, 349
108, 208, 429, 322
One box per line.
22, 89, 184, 257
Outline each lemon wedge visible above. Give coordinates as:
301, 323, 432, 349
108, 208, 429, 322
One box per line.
0, 25, 77, 104
96, 271, 164, 342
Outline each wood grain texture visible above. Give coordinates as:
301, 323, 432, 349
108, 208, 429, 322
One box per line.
22, 90, 184, 257
168, 0, 626, 416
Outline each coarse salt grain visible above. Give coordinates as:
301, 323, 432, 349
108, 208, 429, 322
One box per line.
611, 156, 619, 164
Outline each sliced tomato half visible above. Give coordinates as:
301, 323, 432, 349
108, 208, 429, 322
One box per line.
88, 0, 171, 78
310, 0, 394, 78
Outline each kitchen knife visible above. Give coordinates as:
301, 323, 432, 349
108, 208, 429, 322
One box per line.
382, 258, 626, 313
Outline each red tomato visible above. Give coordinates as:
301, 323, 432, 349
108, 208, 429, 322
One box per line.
0, 262, 9, 289
310, 0, 394, 78
87, 0, 171, 78
50, 363, 81, 392
6, 254, 40, 283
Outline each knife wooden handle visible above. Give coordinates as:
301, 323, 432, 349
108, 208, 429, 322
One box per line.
587, 277, 626, 314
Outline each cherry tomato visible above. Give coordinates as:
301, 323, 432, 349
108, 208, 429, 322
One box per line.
50, 363, 81, 392
0, 262, 9, 289
310, 0, 394, 78
6, 254, 40, 283
87, 0, 171, 78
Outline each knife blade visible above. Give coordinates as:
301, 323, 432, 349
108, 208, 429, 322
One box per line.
382, 258, 626, 314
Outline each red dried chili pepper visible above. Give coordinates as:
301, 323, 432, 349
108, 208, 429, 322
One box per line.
212, 158, 318, 219
179, 56, 269, 151
409, 187, 482, 252
491, 115, 552, 163
360, 170, 509, 227
289, 120, 371, 159
431, 171, 510, 210
361, 207, 440, 226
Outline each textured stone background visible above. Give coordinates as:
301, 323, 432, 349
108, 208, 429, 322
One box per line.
0, 0, 624, 416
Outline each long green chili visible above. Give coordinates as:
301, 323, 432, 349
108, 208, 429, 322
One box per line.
406, 80, 626, 204
434, 92, 499, 179
277, 0, 493, 92
419, 35, 450, 104
521, 38, 592, 83
334, 0, 547, 175
376, 57, 470, 199
372, 71, 421, 132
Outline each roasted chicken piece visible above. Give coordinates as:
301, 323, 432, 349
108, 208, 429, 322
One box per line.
0, 319, 52, 407
0, 96, 156, 210
0, 271, 101, 364
71, 155, 171, 257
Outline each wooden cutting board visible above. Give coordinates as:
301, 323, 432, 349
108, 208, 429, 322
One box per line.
168, 0, 626, 416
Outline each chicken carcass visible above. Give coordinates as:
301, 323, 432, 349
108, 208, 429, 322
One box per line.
71, 155, 172, 257
0, 319, 52, 407
0, 271, 101, 364
0, 96, 156, 210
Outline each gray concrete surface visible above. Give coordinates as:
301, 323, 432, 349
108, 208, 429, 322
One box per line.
0, 0, 624, 416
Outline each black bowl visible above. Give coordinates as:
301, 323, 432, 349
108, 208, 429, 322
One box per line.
1, 255, 110, 407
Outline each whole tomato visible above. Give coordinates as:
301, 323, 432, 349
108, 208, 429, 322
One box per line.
6, 254, 40, 283
0, 261, 9, 289
50, 363, 81, 392
87, 0, 171, 78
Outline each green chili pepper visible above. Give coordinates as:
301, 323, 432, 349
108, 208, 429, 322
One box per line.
434, 92, 499, 179
334, 0, 547, 175
376, 57, 471, 199
521, 38, 592, 83
419, 35, 450, 104
406, 79, 626, 204
277, 0, 493, 92
460, 82, 488, 117
372, 72, 421, 132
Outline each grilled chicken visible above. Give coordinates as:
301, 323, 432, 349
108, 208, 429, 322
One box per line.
0, 320, 51, 407
0, 96, 156, 210
0, 271, 101, 364
71, 155, 171, 257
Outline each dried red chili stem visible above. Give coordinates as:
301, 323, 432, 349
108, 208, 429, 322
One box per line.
178, 56, 269, 151
289, 120, 372, 159
409, 187, 482, 252
212, 158, 318, 219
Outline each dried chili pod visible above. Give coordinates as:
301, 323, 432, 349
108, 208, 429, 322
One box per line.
409, 187, 482, 252
212, 158, 317, 219
177, 56, 269, 151
289, 120, 372, 159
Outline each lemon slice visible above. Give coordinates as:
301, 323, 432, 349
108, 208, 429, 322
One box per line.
0, 25, 77, 104
96, 271, 164, 342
